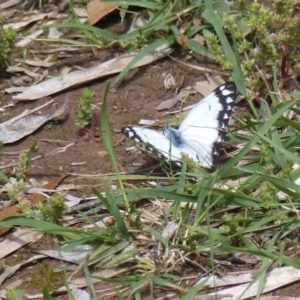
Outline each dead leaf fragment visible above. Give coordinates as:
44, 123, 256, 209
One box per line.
0, 228, 44, 259
0, 254, 45, 286
71, 288, 91, 300
86, 0, 119, 25
15, 29, 44, 47
0, 206, 21, 236
156, 90, 193, 110
193, 76, 225, 96
196, 266, 300, 300
30, 174, 68, 205
38, 245, 94, 264
0, 98, 69, 144
0, 0, 23, 9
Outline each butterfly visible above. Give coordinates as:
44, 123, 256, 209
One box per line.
122, 82, 237, 169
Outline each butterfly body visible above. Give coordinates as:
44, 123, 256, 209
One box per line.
122, 82, 237, 169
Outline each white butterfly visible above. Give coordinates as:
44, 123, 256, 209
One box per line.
122, 82, 237, 169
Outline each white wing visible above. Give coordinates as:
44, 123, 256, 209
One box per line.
122, 82, 237, 169
122, 127, 183, 164
177, 82, 237, 168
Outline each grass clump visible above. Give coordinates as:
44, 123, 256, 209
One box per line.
75, 87, 94, 128
0, 10, 16, 69
5, 288, 25, 300
7, 152, 27, 204
29, 264, 65, 291
19, 194, 68, 224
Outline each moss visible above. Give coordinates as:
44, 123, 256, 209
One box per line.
29, 263, 65, 291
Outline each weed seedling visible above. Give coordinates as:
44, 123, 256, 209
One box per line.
75, 88, 94, 128
19, 194, 68, 224
0, 10, 16, 68
7, 153, 27, 203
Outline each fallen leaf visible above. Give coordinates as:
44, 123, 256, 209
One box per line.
30, 174, 68, 205
0, 228, 44, 259
71, 288, 91, 300
193, 76, 225, 96
0, 255, 45, 286
38, 245, 94, 264
86, 0, 119, 25
0, 206, 21, 236
0, 98, 69, 144
156, 90, 194, 110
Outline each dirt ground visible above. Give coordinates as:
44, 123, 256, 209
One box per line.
2, 1, 300, 299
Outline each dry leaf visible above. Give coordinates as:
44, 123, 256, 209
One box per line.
0, 255, 46, 287
0, 98, 69, 143
0, 228, 44, 259
86, 0, 119, 25
156, 90, 194, 110
30, 174, 68, 205
193, 76, 225, 96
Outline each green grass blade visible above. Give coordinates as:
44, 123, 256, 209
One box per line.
0, 171, 10, 182
100, 82, 130, 210
45, 22, 116, 41
150, 275, 187, 292
113, 39, 172, 85
186, 39, 214, 58
3, 218, 94, 240
93, 189, 129, 240
42, 286, 54, 300
26, 140, 38, 169
218, 98, 299, 177
84, 265, 97, 300
203, 0, 246, 96
102, 0, 164, 10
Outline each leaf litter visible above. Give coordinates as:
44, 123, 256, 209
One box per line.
1, 1, 300, 299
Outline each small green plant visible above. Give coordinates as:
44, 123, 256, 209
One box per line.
7, 153, 27, 203
29, 264, 65, 291
19, 194, 68, 223
0, 10, 16, 68
75, 88, 94, 128
5, 288, 25, 300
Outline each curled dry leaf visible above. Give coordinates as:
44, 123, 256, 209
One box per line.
0, 98, 69, 144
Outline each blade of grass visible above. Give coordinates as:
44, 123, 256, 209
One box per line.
93, 189, 129, 240
26, 140, 37, 169
203, 0, 246, 96
84, 265, 97, 300
45, 23, 116, 42
100, 82, 129, 210
150, 275, 187, 293
218, 97, 300, 177
113, 39, 172, 85
0, 171, 10, 182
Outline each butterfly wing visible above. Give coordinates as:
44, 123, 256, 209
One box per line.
122, 83, 237, 169
122, 127, 182, 164
177, 82, 237, 168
